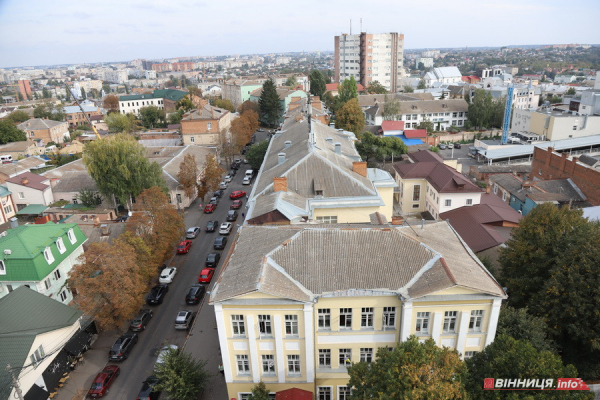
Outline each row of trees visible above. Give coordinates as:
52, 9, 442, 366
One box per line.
467, 89, 506, 130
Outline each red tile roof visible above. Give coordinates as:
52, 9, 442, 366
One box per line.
381, 120, 405, 131
6, 172, 50, 191
404, 129, 427, 138
276, 388, 313, 400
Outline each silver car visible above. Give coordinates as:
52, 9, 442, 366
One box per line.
186, 227, 200, 239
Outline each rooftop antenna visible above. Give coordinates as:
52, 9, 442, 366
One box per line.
360, 18, 362, 33
350, 19, 352, 35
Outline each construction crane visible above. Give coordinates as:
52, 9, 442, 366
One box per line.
65, 82, 102, 140
501, 85, 514, 145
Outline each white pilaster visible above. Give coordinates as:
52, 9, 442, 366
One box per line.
273, 315, 285, 383
456, 311, 470, 357
246, 315, 260, 382
485, 299, 502, 347
304, 304, 315, 383
431, 311, 443, 346
399, 301, 413, 342
214, 304, 233, 383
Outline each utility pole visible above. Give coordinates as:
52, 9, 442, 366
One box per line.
6, 364, 25, 400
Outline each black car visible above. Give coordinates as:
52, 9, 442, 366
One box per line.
205, 220, 218, 232
185, 284, 206, 305
230, 161, 240, 170
130, 309, 153, 331
115, 215, 129, 222
213, 190, 224, 198
228, 169, 236, 176
205, 253, 221, 268
109, 333, 138, 361
454, 142, 462, 149
214, 236, 227, 250
136, 376, 161, 400
146, 284, 169, 305
226, 210, 238, 222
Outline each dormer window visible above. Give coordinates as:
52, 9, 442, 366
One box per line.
67, 228, 76, 244
44, 247, 54, 264
56, 238, 66, 254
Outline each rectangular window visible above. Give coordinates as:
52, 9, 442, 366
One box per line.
445, 199, 452, 207
176, 193, 182, 204
207, 122, 212, 131
4, 205, 12, 214
262, 354, 275, 373
67, 228, 76, 244
56, 238, 66, 254
466, 199, 473, 205
190, 136, 195, 143
339, 349, 352, 366
339, 308, 352, 329
236, 355, 250, 374
469, 310, 484, 332
443, 311, 458, 333
0, 260, 5, 275
30, 345, 45, 367
318, 309, 330, 329
416, 312, 430, 333
59, 290, 67, 302
502, 191, 507, 201
318, 349, 331, 368
44, 278, 51, 290
258, 315, 272, 335
361, 307, 374, 328
338, 387, 351, 400
360, 348, 373, 362
54, 269, 61, 280
464, 351, 477, 359
317, 387, 331, 400
412, 185, 421, 201
231, 315, 245, 336
285, 315, 298, 335
316, 216, 338, 224
287, 355, 300, 374
383, 307, 396, 328
18, 192, 24, 199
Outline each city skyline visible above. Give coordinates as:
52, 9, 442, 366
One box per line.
1, 0, 599, 68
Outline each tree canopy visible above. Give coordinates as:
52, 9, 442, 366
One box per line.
175, 95, 194, 112
6, 110, 30, 124
366, 81, 387, 94
335, 98, 364, 135
106, 112, 134, 133
338, 76, 358, 105
214, 98, 235, 113
0, 120, 26, 144
382, 96, 401, 120
139, 105, 166, 129
153, 348, 210, 400
33, 102, 65, 121
497, 306, 556, 353
177, 154, 198, 199
258, 79, 283, 127
238, 100, 259, 114
309, 69, 327, 98
355, 131, 408, 166
231, 110, 259, 151
197, 154, 224, 201
83, 133, 167, 206
468, 89, 505, 129
285, 75, 298, 88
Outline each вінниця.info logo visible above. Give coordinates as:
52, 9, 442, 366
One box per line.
484, 378, 590, 391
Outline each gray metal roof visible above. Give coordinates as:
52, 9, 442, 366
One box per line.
481, 135, 600, 160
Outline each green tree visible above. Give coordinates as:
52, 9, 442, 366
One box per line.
187, 86, 202, 98
309, 69, 327, 98
106, 113, 134, 133
497, 306, 556, 353
258, 79, 283, 126
214, 98, 235, 112
168, 109, 184, 125
499, 203, 600, 378
468, 89, 494, 129
418, 79, 427, 89
285, 75, 298, 88
335, 98, 364, 135
246, 140, 269, 170
465, 335, 593, 400
177, 154, 198, 199
65, 87, 72, 102
76, 188, 102, 207
153, 348, 210, 400
348, 336, 467, 400
33, 102, 65, 122
175, 95, 194, 112
566, 87, 576, 96
416, 119, 434, 134
80, 87, 86, 99
139, 105, 166, 129
382, 96, 401, 120
355, 131, 407, 166
366, 81, 387, 94
322, 91, 338, 114
403, 84, 415, 93
338, 76, 358, 105
83, 133, 167, 207
6, 110, 30, 124
464, 93, 471, 104
0, 120, 26, 144
250, 382, 270, 400
42, 87, 52, 99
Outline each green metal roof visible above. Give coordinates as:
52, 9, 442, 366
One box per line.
0, 186, 11, 197
0, 222, 87, 282
0, 287, 82, 400
15, 204, 49, 215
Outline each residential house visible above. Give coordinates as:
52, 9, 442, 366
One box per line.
393, 150, 482, 219
246, 111, 396, 225
222, 80, 265, 109
0, 157, 47, 184
5, 172, 53, 210
180, 105, 232, 146
49, 171, 101, 205
62, 104, 102, 128
0, 287, 85, 400
249, 88, 307, 124
0, 141, 45, 160
209, 222, 506, 399
0, 222, 87, 301
0, 186, 16, 225
365, 99, 468, 129
269, 74, 310, 92
380, 120, 404, 136
17, 119, 69, 144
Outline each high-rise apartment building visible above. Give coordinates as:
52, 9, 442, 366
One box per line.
334, 32, 405, 92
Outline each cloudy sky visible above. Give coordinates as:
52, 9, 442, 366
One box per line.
1, 0, 598, 68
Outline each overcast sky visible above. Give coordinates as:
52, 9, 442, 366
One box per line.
1, 0, 599, 68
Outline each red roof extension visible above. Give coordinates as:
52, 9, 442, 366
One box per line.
381, 120, 405, 131
404, 129, 427, 138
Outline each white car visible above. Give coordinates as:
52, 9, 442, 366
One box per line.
447, 143, 454, 149
219, 181, 228, 190
224, 175, 233, 183
156, 344, 178, 367
159, 267, 177, 284
242, 176, 251, 185
219, 222, 233, 235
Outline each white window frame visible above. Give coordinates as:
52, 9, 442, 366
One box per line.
261, 354, 275, 374
360, 348, 373, 363
18, 192, 24, 199
59, 290, 67, 302
318, 349, 331, 368
236, 355, 250, 374
338, 386, 352, 400
502, 191, 507, 201
0, 260, 5, 275
339, 349, 352, 367
30, 345, 45, 367
466, 198, 473, 205
443, 311, 458, 333
383, 307, 396, 329
287, 354, 301, 374
464, 351, 477, 359
56, 237, 66, 254
43, 247, 54, 264
361, 307, 374, 328
316, 216, 338, 224
285, 314, 298, 336
445, 199, 452, 207
53, 269, 61, 280
416, 312, 430, 333
258, 315, 272, 336
317, 386, 332, 400
67, 228, 76, 244
339, 308, 352, 329
469, 310, 484, 332
43, 278, 51, 290
207, 122, 212, 131
231, 315, 245, 336
318, 309, 330, 329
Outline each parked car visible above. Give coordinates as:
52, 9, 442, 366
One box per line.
87, 365, 120, 398
214, 236, 227, 250
226, 210, 238, 221
209, 196, 219, 205
129, 309, 153, 331
243, 159, 249, 164
439, 143, 447, 150
230, 161, 240, 170
205, 252, 221, 267
219, 181, 228, 190
228, 169, 236, 176
136, 376, 161, 400
213, 189, 224, 198
258, 128, 265, 132
229, 190, 246, 199
242, 176, 251, 185
174, 310, 195, 330
219, 222, 233, 235
203, 204, 217, 213
454, 142, 462, 149
198, 268, 215, 284
447, 143, 454, 149
230, 199, 243, 209
108, 333, 138, 361
115, 215, 129, 223
159, 267, 177, 284
146, 285, 169, 305
205, 220, 218, 232
185, 284, 206, 305
224, 175, 233, 183
186, 227, 200, 239
155, 345, 178, 368
176, 240, 192, 254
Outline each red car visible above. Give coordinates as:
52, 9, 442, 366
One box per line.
229, 190, 246, 199
176, 240, 192, 254
198, 268, 215, 283
204, 204, 217, 213
230, 199, 243, 209
87, 365, 120, 397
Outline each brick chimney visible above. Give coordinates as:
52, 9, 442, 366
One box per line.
274, 177, 287, 192
353, 161, 367, 177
